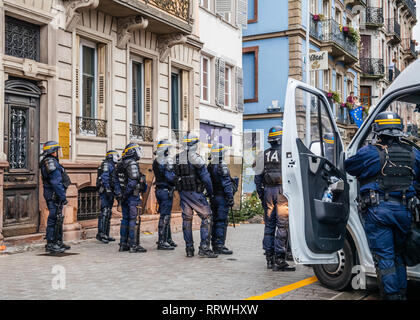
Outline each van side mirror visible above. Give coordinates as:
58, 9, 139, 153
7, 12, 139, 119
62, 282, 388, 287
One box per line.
309, 141, 322, 156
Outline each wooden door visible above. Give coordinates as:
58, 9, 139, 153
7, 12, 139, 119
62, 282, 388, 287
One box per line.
3, 80, 41, 237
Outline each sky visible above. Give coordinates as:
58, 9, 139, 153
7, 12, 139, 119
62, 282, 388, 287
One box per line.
415, 5, 420, 49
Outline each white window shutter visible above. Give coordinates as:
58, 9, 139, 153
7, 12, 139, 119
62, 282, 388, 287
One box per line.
215, 58, 226, 107
216, 0, 232, 14
236, 0, 247, 29
236, 66, 244, 112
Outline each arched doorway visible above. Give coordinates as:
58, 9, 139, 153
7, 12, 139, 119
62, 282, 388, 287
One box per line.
3, 79, 41, 237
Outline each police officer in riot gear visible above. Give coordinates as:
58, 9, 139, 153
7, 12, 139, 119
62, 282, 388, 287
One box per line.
345, 111, 420, 300
153, 139, 177, 250
96, 150, 121, 244
323, 132, 335, 162
175, 133, 217, 258
115, 143, 148, 253
208, 143, 234, 255
255, 126, 295, 271
39, 141, 72, 254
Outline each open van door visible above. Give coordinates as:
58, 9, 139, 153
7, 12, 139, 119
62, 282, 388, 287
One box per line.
282, 78, 350, 264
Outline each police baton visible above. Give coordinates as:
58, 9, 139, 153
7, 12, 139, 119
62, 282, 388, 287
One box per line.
230, 206, 236, 228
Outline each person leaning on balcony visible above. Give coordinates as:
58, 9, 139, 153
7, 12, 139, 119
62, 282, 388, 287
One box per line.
346, 92, 355, 124
389, 59, 396, 82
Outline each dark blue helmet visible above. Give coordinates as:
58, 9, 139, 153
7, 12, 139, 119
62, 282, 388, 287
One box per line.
42, 141, 61, 156
156, 139, 172, 156
106, 150, 119, 163
182, 132, 199, 149
268, 126, 283, 143
372, 112, 404, 137
122, 143, 142, 160
323, 133, 335, 145
210, 143, 227, 159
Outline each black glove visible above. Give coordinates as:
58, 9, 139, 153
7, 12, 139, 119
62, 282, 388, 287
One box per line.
59, 199, 68, 206
227, 197, 234, 207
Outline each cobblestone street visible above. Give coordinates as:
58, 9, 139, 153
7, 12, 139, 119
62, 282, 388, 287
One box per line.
0, 224, 371, 300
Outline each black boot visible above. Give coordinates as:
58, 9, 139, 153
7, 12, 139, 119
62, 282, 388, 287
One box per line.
213, 245, 233, 255
96, 233, 109, 244
273, 254, 296, 272
266, 252, 275, 269
57, 240, 71, 250
129, 244, 147, 253
198, 245, 218, 258
286, 251, 294, 262
166, 222, 177, 247
119, 243, 129, 252
186, 246, 195, 257
105, 209, 115, 241
46, 241, 65, 254
157, 216, 174, 250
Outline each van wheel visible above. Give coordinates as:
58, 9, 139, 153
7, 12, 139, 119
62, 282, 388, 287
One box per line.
313, 238, 354, 291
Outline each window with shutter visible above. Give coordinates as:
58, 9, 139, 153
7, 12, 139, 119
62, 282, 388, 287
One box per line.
225, 66, 231, 108
80, 43, 96, 118
215, 58, 226, 107
171, 72, 181, 132
144, 59, 152, 127
236, 67, 244, 112
97, 43, 106, 121
201, 56, 210, 103
236, 0, 248, 29
132, 61, 143, 125
181, 70, 189, 131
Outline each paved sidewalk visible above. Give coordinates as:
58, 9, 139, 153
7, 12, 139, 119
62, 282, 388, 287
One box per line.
0, 224, 367, 300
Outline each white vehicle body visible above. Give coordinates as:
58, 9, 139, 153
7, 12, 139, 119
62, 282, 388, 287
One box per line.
282, 58, 420, 284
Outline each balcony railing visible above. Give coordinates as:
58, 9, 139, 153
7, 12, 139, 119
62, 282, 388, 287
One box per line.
404, 0, 416, 19
76, 116, 107, 137
360, 58, 384, 77
145, 0, 190, 23
130, 124, 153, 142
386, 18, 401, 41
366, 7, 384, 26
403, 38, 418, 57
310, 17, 358, 58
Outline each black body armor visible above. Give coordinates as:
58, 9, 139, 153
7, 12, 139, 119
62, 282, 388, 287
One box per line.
116, 159, 146, 195
208, 162, 229, 193
174, 152, 204, 193
360, 141, 415, 196
263, 148, 282, 186
40, 157, 71, 189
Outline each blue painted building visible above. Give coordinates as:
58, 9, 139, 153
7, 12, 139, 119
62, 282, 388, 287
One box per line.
242, 0, 364, 193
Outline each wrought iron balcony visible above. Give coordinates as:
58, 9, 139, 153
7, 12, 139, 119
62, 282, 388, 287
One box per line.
76, 116, 107, 137
360, 58, 385, 78
365, 7, 384, 26
145, 0, 190, 23
130, 124, 153, 142
310, 16, 358, 60
403, 0, 416, 19
403, 38, 418, 58
386, 18, 401, 43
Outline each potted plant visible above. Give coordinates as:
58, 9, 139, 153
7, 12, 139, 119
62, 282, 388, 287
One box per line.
342, 26, 350, 33
347, 27, 360, 44
328, 91, 341, 104
313, 14, 325, 22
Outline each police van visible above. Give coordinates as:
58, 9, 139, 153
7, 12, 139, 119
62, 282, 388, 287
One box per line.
282, 58, 420, 290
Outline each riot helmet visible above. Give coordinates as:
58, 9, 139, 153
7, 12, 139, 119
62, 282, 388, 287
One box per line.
323, 133, 335, 145
156, 139, 173, 157
42, 141, 62, 158
210, 143, 227, 161
123, 143, 142, 160
268, 126, 283, 144
106, 150, 119, 163
182, 132, 199, 150
372, 111, 404, 137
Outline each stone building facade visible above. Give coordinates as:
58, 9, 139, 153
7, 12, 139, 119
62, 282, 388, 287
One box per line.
0, 0, 208, 243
